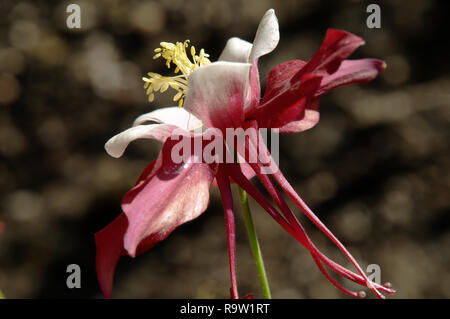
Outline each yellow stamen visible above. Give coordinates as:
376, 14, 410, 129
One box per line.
142, 40, 211, 107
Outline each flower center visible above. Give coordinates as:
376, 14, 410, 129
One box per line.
142, 40, 211, 107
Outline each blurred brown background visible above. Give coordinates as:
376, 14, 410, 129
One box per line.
0, 0, 449, 298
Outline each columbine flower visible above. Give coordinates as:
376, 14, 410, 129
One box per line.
95, 9, 394, 299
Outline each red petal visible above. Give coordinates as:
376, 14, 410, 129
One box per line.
260, 59, 306, 106
293, 29, 364, 81
95, 213, 128, 299
95, 161, 157, 298
252, 30, 375, 133
216, 167, 239, 299
243, 132, 389, 298
250, 76, 322, 129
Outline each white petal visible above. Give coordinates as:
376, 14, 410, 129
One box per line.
105, 124, 177, 158
218, 37, 253, 63
133, 107, 203, 131
249, 9, 280, 62
183, 61, 251, 129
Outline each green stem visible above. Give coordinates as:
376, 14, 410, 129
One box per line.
0, 288, 5, 299
238, 186, 271, 299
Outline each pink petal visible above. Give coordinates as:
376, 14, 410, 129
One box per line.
316, 58, 386, 96
121, 137, 216, 257
277, 97, 320, 133
183, 62, 251, 130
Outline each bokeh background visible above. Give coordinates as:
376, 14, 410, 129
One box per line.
0, 0, 449, 298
